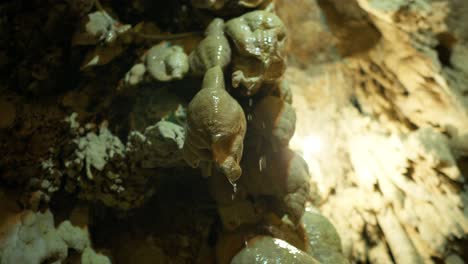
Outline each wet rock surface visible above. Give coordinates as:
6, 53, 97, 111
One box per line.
0, 0, 345, 263
4, 0, 467, 263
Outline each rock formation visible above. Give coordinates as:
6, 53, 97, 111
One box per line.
0, 0, 347, 263
280, 0, 468, 263
2, 0, 467, 263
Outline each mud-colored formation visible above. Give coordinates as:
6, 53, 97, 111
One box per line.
189, 18, 231, 76
0, 1, 346, 263
5, 0, 467, 263
226, 10, 287, 95
183, 66, 247, 183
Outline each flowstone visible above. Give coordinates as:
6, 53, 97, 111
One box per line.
0, 1, 348, 263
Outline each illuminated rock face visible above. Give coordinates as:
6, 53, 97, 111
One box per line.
280, 0, 468, 263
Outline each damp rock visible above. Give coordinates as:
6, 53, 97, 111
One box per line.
301, 207, 348, 264
0, 209, 108, 264
191, 0, 269, 13
81, 247, 112, 264
57, 220, 90, 252
189, 18, 231, 76
225, 10, 287, 95
65, 124, 125, 180
270, 79, 293, 104
145, 42, 189, 82
0, 210, 68, 264
251, 95, 296, 149
241, 149, 311, 224
183, 66, 247, 183
230, 236, 319, 264
127, 120, 186, 168
73, 10, 131, 46
124, 63, 147, 86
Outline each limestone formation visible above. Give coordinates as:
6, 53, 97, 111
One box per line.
10, 1, 467, 263
189, 18, 231, 76
279, 0, 468, 262
183, 66, 247, 183
0, 209, 110, 264
145, 43, 189, 82
225, 10, 287, 95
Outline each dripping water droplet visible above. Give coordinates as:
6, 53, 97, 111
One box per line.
231, 182, 237, 200
227, 178, 237, 200
259, 155, 267, 172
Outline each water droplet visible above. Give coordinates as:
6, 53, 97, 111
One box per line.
249, 99, 253, 107
259, 156, 267, 172
231, 183, 237, 200
227, 177, 238, 200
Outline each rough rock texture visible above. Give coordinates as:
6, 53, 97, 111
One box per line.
145, 43, 189, 82
0, 1, 344, 263
9, 0, 467, 263
225, 10, 287, 95
280, 0, 468, 263
62, 117, 186, 210
0, 207, 109, 264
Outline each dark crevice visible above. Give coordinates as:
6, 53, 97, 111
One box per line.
435, 32, 457, 68
350, 94, 364, 114
317, 0, 381, 57
456, 157, 468, 182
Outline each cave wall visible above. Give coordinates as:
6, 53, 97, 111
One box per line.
0, 1, 348, 263
278, 0, 468, 263
1, 0, 467, 263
